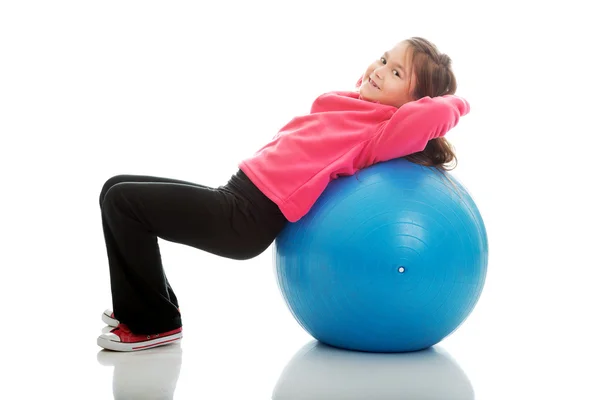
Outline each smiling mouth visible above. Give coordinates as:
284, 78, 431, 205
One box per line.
369, 78, 380, 89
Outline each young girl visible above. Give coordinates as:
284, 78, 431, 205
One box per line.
97, 37, 470, 352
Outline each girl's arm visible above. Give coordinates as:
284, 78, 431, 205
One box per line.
368, 95, 470, 164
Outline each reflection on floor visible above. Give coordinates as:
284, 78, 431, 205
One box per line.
97, 333, 473, 399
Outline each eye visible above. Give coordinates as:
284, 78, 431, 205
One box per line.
381, 57, 401, 77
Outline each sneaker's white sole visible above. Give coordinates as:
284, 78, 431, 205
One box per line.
97, 331, 183, 352
102, 309, 119, 327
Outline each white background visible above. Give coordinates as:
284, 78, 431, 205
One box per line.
1, 0, 599, 398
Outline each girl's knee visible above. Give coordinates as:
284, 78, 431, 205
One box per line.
99, 175, 132, 208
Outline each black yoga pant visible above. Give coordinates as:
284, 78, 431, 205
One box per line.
99, 170, 287, 333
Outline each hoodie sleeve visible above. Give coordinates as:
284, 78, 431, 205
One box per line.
367, 95, 470, 164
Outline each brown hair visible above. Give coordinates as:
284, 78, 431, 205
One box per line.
402, 37, 459, 172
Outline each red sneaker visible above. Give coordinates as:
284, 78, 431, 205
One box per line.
97, 323, 183, 352
101, 309, 119, 327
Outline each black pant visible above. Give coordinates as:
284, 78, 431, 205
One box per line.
99, 170, 287, 333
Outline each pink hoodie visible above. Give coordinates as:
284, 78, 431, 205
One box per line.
239, 90, 470, 222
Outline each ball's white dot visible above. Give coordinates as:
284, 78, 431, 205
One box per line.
398, 267, 405, 273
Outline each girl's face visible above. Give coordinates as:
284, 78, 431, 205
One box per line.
359, 41, 416, 108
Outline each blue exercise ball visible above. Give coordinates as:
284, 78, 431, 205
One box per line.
274, 158, 488, 353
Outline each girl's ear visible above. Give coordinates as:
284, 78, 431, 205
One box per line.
355, 77, 363, 88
